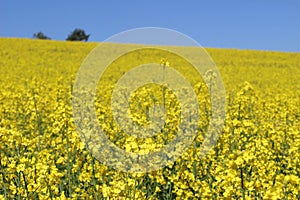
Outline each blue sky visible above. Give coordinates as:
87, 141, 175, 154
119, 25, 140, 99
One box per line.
1, 0, 299, 52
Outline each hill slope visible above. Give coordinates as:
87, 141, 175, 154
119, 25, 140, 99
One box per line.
1, 38, 299, 95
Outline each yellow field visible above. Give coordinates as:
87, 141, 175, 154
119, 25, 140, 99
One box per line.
0, 38, 299, 199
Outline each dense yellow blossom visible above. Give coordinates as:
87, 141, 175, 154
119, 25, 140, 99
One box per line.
0, 38, 299, 199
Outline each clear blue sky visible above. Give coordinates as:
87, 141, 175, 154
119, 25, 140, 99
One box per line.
1, 0, 299, 52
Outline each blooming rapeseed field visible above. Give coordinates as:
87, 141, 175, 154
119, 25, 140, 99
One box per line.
0, 38, 299, 199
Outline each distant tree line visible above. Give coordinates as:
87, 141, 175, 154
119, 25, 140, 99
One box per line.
33, 28, 90, 41
33, 32, 51, 40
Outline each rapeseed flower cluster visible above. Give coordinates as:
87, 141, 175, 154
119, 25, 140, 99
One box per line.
0, 38, 299, 199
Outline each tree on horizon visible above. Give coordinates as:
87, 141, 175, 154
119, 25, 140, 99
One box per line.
66, 29, 90, 41
33, 32, 51, 40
